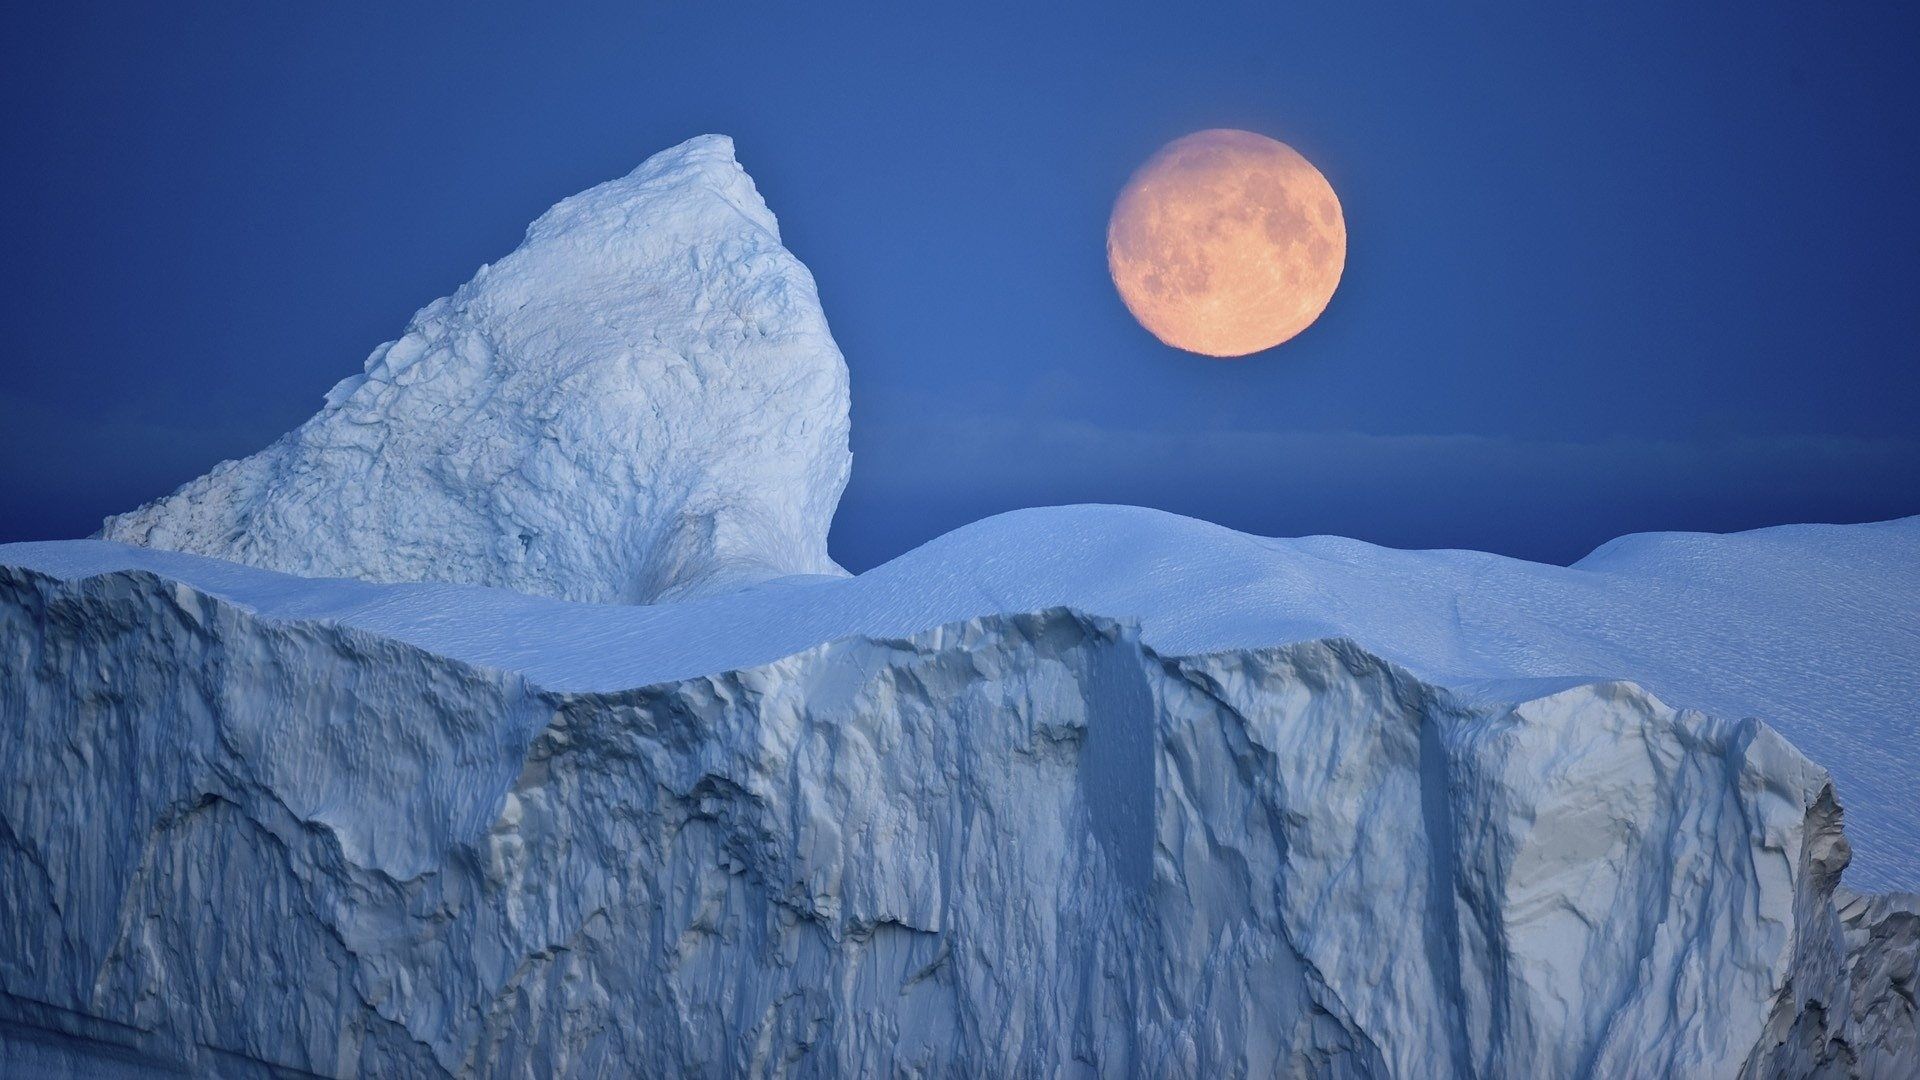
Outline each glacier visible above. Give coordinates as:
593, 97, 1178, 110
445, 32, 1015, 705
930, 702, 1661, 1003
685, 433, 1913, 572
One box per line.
5, 134, 1918, 1076
99, 135, 852, 606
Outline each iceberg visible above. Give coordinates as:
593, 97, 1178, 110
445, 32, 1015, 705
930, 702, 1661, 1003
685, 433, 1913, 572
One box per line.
4, 136, 1915, 1076
99, 135, 852, 605
3, 510, 1916, 1076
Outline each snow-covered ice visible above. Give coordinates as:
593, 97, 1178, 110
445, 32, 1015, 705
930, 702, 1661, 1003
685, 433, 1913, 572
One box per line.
99, 135, 852, 605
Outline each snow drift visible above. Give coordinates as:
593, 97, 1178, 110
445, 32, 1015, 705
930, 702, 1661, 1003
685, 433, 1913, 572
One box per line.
99, 135, 852, 605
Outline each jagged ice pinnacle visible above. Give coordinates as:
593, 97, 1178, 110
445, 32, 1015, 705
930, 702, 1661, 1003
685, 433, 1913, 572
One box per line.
99, 135, 852, 605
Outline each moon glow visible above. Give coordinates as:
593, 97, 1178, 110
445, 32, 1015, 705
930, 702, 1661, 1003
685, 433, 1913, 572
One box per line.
1107, 129, 1346, 357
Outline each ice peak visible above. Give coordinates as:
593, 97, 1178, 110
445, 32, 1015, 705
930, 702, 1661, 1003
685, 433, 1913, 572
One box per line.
101, 135, 853, 605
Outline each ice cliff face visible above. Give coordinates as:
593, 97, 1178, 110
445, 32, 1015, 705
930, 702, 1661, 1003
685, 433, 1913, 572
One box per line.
2, 518, 1917, 1077
98, 135, 852, 604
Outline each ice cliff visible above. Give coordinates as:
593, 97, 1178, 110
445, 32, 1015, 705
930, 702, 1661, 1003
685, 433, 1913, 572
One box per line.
3, 510, 1917, 1077
99, 135, 852, 605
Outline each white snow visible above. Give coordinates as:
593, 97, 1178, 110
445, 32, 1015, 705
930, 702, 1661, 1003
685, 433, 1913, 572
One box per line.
97, 134, 852, 605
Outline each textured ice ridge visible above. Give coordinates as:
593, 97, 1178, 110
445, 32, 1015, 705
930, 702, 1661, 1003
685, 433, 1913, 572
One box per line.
1, 558, 1914, 1077
99, 134, 852, 604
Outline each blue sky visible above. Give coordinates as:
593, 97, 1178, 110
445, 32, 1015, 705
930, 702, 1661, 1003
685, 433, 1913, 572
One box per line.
4, 3, 1916, 569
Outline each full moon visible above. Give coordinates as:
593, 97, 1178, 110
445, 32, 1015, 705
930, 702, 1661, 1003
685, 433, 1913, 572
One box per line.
1107, 129, 1346, 357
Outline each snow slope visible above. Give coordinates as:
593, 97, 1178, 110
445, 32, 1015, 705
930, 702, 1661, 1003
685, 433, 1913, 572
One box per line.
98, 135, 852, 605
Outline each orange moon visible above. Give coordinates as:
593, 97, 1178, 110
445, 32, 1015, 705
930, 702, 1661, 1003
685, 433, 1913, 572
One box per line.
1107, 129, 1346, 357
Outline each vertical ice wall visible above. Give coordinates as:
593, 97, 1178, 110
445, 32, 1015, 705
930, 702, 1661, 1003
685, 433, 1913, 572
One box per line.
1, 560, 1913, 1076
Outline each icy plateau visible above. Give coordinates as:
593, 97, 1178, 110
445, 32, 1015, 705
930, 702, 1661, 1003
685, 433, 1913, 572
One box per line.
2, 137, 1916, 1078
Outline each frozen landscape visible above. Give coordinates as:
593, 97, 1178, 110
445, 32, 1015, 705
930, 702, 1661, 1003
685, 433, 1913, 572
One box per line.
3, 137, 1916, 1077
